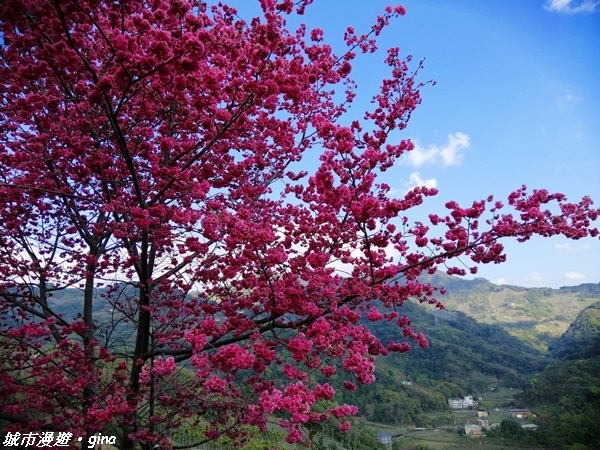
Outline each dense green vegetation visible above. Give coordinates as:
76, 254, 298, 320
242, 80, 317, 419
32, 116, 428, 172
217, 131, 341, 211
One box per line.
518, 302, 600, 449
278, 297, 548, 435
372, 301, 547, 389
423, 273, 600, 351
548, 301, 600, 360
33, 281, 600, 449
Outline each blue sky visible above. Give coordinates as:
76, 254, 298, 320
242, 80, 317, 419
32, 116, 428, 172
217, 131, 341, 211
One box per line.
225, 0, 600, 288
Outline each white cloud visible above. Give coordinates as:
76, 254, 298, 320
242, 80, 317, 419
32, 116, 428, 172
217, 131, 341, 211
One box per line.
529, 272, 544, 282
406, 172, 438, 190
402, 132, 470, 168
494, 278, 506, 285
544, 0, 599, 14
565, 271, 586, 280
565, 89, 583, 102
555, 87, 583, 108
554, 242, 592, 252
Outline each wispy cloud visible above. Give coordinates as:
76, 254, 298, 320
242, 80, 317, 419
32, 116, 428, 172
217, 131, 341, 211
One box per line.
405, 172, 438, 190
402, 132, 470, 168
544, 0, 599, 14
529, 272, 544, 282
555, 86, 583, 108
564, 89, 583, 102
554, 242, 592, 252
565, 271, 586, 280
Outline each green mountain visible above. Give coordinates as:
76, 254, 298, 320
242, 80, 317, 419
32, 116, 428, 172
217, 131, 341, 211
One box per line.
18, 280, 600, 445
375, 301, 546, 388
519, 301, 600, 449
331, 278, 600, 431
322, 300, 549, 428
419, 273, 600, 351
548, 301, 600, 360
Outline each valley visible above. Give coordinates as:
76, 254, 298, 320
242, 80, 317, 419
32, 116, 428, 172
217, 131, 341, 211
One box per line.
15, 277, 600, 449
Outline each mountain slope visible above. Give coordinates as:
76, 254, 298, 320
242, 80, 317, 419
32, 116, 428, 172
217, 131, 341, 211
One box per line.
519, 302, 600, 449
326, 300, 550, 427
373, 301, 546, 388
420, 274, 600, 350
548, 301, 600, 360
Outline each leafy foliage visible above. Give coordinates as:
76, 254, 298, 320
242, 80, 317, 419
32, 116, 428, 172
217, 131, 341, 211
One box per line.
518, 303, 600, 449
423, 274, 600, 351
375, 301, 546, 386
548, 301, 600, 360
1, 0, 599, 448
312, 299, 549, 427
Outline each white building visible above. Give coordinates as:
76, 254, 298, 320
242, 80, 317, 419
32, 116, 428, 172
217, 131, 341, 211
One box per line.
377, 432, 392, 447
448, 395, 476, 409
464, 424, 482, 437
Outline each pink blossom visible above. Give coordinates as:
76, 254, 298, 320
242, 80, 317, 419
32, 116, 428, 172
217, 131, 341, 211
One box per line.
366, 307, 384, 321
387, 341, 411, 353
320, 365, 337, 378
0, 0, 598, 446
314, 383, 335, 400
151, 357, 177, 377
329, 404, 358, 418
343, 381, 357, 392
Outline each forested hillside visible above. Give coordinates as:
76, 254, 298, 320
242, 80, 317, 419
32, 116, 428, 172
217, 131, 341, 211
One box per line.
372, 301, 546, 388
422, 274, 600, 351
548, 300, 600, 360
518, 302, 600, 449
36, 281, 600, 448
307, 299, 547, 429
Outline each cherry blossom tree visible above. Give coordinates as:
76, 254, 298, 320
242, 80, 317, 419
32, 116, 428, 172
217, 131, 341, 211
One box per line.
0, 0, 598, 448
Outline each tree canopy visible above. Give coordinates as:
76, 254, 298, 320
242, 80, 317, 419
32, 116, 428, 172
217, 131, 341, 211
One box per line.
0, 0, 598, 448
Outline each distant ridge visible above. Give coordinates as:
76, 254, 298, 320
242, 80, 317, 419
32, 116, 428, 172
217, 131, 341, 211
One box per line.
418, 273, 600, 351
